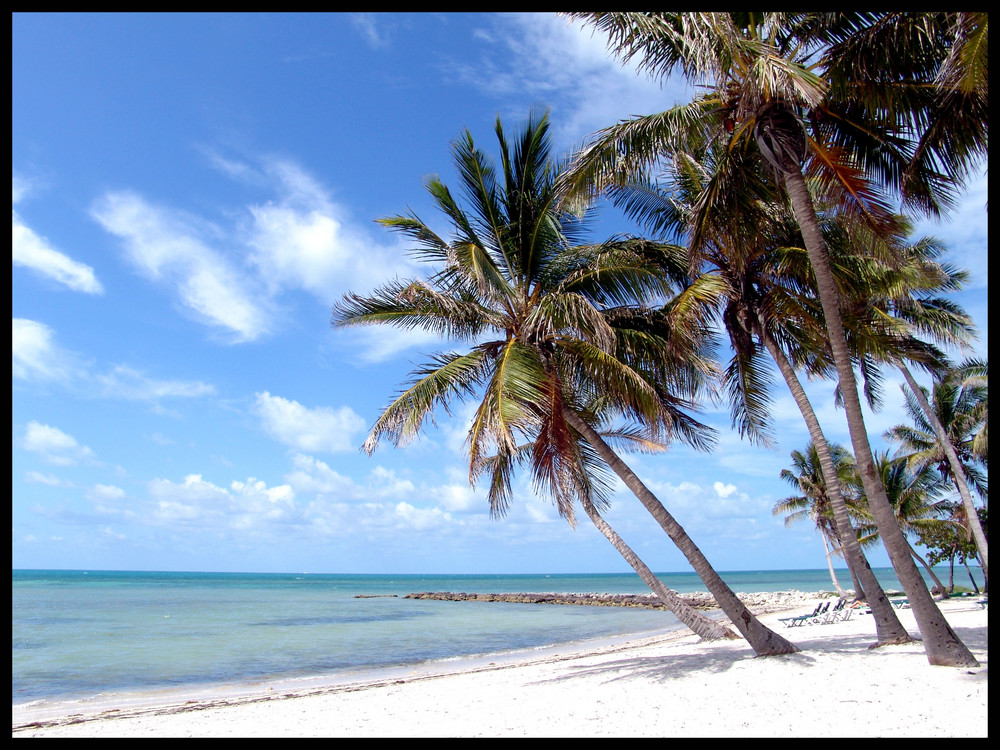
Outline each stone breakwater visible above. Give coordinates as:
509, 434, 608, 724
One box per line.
403, 589, 828, 614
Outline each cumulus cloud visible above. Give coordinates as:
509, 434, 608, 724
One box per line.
239, 156, 416, 301
254, 391, 366, 454
22, 421, 96, 466
90, 191, 271, 343
147, 473, 297, 527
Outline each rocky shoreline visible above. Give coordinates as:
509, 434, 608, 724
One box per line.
402, 589, 836, 615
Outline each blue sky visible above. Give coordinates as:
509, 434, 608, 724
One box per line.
12, 13, 988, 575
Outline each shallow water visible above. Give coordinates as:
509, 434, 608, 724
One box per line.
12, 567, 981, 706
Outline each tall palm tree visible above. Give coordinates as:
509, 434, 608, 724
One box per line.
332, 112, 795, 654
562, 11, 977, 666
953, 358, 988, 462
591, 124, 913, 643
886, 374, 988, 569
854, 452, 955, 596
578, 478, 737, 641
843, 235, 989, 578
774, 442, 863, 596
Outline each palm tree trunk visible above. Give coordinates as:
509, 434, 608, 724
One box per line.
782, 167, 977, 667
898, 364, 988, 579
820, 532, 847, 596
564, 408, 800, 656
963, 560, 980, 594
580, 495, 739, 641
908, 541, 948, 597
759, 328, 912, 644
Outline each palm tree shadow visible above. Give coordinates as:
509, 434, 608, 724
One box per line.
532, 630, 900, 687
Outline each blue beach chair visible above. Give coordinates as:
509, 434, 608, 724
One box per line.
779, 601, 828, 628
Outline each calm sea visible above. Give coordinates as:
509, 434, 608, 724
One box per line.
12, 567, 983, 708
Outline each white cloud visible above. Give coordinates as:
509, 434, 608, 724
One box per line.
146, 473, 297, 528
12, 211, 104, 294
22, 421, 96, 466
12, 318, 81, 382
24, 471, 69, 487
90, 191, 271, 343
254, 391, 366, 454
90, 484, 126, 500
12, 174, 30, 204
95, 365, 215, 401
87, 484, 127, 515
349, 13, 390, 50
392, 501, 451, 531
713, 481, 738, 498
12, 174, 103, 294
242, 157, 416, 301
285, 453, 360, 496
477, 14, 694, 148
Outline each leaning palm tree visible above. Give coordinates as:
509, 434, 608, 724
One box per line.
590, 124, 913, 643
840, 234, 989, 579
886, 374, 988, 568
332, 112, 795, 654
774, 442, 864, 596
561, 11, 977, 666
854, 452, 955, 596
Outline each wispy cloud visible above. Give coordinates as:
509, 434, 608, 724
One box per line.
14, 317, 217, 408
90, 191, 272, 343
95, 365, 216, 401
461, 14, 694, 149
12, 318, 83, 383
89, 154, 419, 358
12, 176, 103, 294
349, 13, 390, 50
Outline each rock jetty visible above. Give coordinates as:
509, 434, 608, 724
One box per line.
404, 589, 825, 614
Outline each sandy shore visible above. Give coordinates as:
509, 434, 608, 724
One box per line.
13, 596, 987, 738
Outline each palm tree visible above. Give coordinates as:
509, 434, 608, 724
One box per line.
580, 487, 738, 641
828, 229, 989, 581
561, 11, 977, 666
589, 123, 913, 643
886, 372, 988, 574
332, 112, 795, 654
953, 358, 988, 462
854, 452, 955, 596
774, 442, 863, 596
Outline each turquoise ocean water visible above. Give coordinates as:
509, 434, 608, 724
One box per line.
12, 567, 984, 707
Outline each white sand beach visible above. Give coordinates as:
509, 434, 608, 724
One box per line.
13, 596, 987, 738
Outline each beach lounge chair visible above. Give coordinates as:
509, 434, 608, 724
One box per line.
819, 598, 847, 624
890, 598, 910, 609
779, 601, 825, 628
978, 598, 988, 609
808, 600, 832, 624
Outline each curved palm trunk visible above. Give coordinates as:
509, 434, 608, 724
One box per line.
963, 560, 980, 595
907, 541, 948, 596
564, 408, 800, 656
898, 364, 988, 579
820, 532, 847, 597
580, 495, 739, 641
783, 167, 977, 666
760, 329, 913, 644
